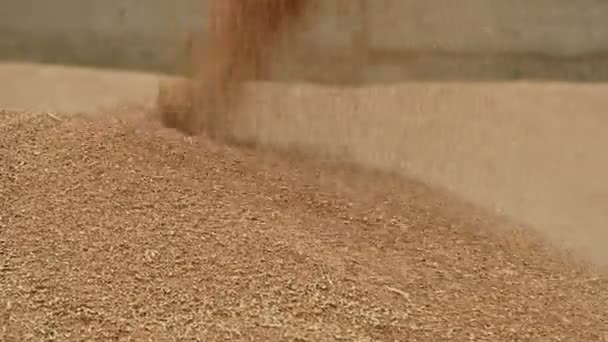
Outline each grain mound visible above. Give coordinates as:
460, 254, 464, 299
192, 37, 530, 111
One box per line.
1, 110, 608, 341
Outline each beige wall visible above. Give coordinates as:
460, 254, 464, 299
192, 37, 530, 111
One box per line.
2, 0, 608, 82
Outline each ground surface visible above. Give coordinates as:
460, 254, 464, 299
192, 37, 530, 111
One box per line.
1, 62, 608, 341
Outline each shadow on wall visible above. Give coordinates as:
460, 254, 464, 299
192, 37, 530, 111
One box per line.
2, 0, 608, 83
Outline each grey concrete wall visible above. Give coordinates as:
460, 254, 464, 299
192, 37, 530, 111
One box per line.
2, 0, 608, 82
367, 0, 608, 55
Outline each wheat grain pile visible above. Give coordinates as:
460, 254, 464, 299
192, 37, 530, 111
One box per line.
1, 109, 607, 341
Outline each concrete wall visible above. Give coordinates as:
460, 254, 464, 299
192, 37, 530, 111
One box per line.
367, 0, 608, 55
2, 0, 608, 82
